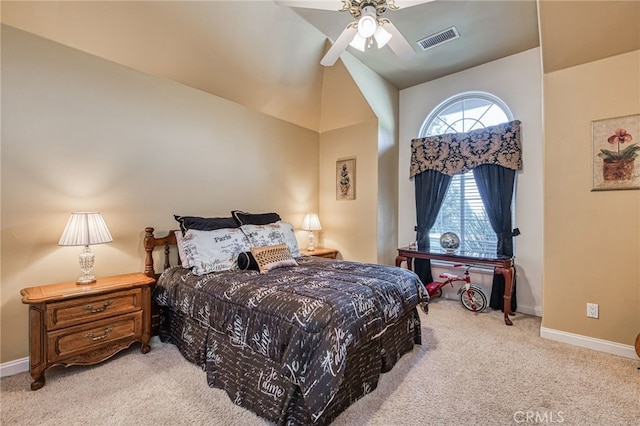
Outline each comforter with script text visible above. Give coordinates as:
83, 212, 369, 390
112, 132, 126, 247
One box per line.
154, 256, 427, 424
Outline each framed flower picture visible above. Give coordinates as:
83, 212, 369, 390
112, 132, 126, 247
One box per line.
592, 114, 640, 191
336, 158, 356, 200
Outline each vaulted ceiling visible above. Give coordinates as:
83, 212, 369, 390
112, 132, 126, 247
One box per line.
2, 1, 638, 131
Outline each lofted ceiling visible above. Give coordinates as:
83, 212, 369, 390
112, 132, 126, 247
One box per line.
288, 0, 540, 89
1, 1, 638, 131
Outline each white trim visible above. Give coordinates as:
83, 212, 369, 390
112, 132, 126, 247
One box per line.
0, 357, 29, 378
418, 91, 514, 137
433, 262, 543, 317
540, 327, 638, 360
515, 304, 542, 317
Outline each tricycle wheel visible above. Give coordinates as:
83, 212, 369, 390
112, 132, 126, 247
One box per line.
433, 288, 442, 299
460, 285, 487, 312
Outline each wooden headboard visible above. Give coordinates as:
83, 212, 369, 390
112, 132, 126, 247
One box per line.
143, 227, 178, 278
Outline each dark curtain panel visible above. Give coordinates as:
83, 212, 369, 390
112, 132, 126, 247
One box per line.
472, 164, 517, 311
414, 169, 452, 284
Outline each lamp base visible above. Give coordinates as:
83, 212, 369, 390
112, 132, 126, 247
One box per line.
76, 275, 96, 285
77, 246, 96, 285
307, 231, 316, 252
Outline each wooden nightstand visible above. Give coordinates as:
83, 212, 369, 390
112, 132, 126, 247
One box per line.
299, 247, 338, 259
20, 272, 155, 390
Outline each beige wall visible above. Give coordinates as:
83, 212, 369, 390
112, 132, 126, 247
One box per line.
316, 51, 400, 266
319, 120, 380, 263
317, 53, 398, 265
341, 54, 400, 266
0, 26, 320, 362
542, 50, 640, 346
0, 1, 325, 131
399, 48, 544, 316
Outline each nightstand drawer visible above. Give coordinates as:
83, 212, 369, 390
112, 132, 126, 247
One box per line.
46, 288, 142, 330
47, 311, 142, 363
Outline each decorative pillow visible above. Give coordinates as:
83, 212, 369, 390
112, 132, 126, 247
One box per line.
250, 243, 298, 273
180, 228, 251, 275
174, 215, 238, 232
174, 230, 194, 268
275, 221, 301, 258
237, 251, 259, 271
231, 210, 281, 226
240, 221, 301, 258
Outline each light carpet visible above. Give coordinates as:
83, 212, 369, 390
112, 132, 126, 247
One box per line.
2, 300, 639, 425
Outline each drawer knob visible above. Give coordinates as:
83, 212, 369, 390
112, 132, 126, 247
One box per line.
84, 300, 112, 313
86, 327, 113, 341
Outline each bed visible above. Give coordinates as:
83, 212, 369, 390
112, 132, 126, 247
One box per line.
143, 214, 428, 425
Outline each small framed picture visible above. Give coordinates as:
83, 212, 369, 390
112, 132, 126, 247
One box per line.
336, 158, 356, 200
591, 114, 640, 191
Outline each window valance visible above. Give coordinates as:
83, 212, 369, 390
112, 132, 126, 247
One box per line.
410, 120, 522, 178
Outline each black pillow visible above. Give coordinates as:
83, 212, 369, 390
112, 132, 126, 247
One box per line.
237, 251, 259, 271
174, 215, 238, 232
231, 210, 281, 226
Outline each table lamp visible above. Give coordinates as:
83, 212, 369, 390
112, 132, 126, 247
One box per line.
301, 213, 322, 251
58, 212, 113, 284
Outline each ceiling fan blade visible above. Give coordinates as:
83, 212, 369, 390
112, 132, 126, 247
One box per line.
382, 20, 416, 60
321, 24, 358, 66
274, 0, 344, 11
392, 0, 436, 9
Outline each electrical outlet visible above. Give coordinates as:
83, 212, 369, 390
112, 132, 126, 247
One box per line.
587, 303, 599, 319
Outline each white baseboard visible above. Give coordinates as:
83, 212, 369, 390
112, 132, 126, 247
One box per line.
0, 336, 162, 377
515, 304, 542, 317
440, 293, 542, 317
1, 337, 163, 378
540, 326, 638, 360
0, 357, 29, 378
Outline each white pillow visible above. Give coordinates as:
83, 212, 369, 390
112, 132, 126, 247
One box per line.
240, 221, 301, 258
174, 230, 194, 268
180, 228, 251, 275
275, 221, 301, 258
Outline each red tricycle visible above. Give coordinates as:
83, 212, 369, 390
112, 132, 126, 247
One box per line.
425, 264, 487, 313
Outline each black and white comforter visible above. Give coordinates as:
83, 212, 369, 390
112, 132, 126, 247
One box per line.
154, 256, 428, 424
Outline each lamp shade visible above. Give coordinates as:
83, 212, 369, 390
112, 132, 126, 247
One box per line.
374, 24, 392, 48
58, 212, 113, 246
301, 213, 322, 231
357, 6, 377, 38
349, 32, 367, 51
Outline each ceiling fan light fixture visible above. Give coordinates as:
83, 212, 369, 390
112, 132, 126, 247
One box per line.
349, 32, 367, 51
374, 24, 392, 48
357, 6, 377, 38
312, 0, 415, 66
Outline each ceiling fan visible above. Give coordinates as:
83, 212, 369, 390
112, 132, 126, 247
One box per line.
277, 0, 429, 66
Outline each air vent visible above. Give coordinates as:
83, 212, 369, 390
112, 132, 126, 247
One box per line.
417, 26, 460, 51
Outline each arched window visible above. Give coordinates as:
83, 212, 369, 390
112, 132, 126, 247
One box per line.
419, 92, 514, 253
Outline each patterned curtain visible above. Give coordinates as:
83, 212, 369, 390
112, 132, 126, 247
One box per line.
410, 120, 522, 178
411, 120, 522, 308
